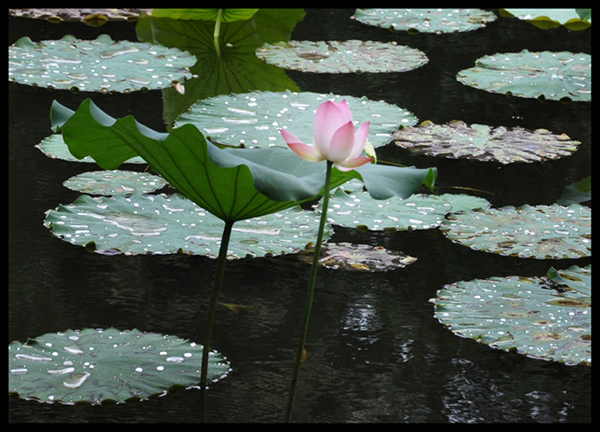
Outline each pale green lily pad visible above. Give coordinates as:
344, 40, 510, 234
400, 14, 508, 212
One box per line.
175, 90, 417, 149
432, 265, 591, 366
320, 188, 490, 231
456, 50, 591, 102
9, 34, 195, 93
392, 120, 581, 164
297, 242, 417, 271
62, 170, 167, 195
36, 134, 147, 164
8, 8, 150, 25
43, 192, 330, 258
440, 204, 591, 259
9, 328, 230, 405
255, 40, 428, 73
500, 9, 591, 31
352, 8, 497, 34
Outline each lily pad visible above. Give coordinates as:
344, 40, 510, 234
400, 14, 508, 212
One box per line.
175, 90, 417, 149
43, 192, 331, 258
500, 9, 591, 31
352, 8, 497, 34
456, 50, 591, 102
8, 8, 150, 25
9, 34, 196, 93
432, 265, 591, 366
62, 170, 167, 195
255, 40, 428, 73
392, 120, 581, 164
440, 204, 591, 259
36, 134, 146, 164
8, 328, 231, 405
297, 242, 417, 271
320, 188, 489, 231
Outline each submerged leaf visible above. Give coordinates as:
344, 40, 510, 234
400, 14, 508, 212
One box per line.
393, 120, 581, 164
432, 265, 591, 365
8, 328, 231, 405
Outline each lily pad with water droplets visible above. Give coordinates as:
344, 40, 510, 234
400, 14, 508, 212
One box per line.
175, 90, 417, 149
393, 120, 581, 164
43, 192, 330, 258
8, 34, 195, 93
36, 134, 147, 164
9, 8, 150, 25
440, 204, 591, 259
352, 8, 497, 34
500, 9, 591, 31
432, 264, 591, 366
255, 40, 428, 73
63, 170, 167, 195
8, 328, 231, 405
456, 50, 591, 102
319, 188, 490, 231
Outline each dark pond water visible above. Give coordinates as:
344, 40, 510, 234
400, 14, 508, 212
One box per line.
9, 9, 591, 423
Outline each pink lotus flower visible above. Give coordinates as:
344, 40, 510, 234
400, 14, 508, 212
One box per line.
279, 100, 372, 171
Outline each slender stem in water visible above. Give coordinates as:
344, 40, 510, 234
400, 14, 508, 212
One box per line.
213, 8, 223, 57
285, 161, 333, 423
200, 219, 234, 422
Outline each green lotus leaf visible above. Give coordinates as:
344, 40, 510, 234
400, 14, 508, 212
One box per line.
432, 265, 591, 365
440, 204, 591, 259
150, 8, 258, 22
255, 40, 428, 73
8, 328, 231, 405
36, 134, 146, 164
352, 8, 497, 34
320, 188, 489, 231
557, 177, 591, 206
50, 98, 436, 222
43, 192, 331, 258
175, 90, 418, 149
500, 8, 591, 31
9, 34, 195, 93
297, 242, 417, 271
456, 50, 591, 102
393, 120, 581, 164
62, 170, 167, 195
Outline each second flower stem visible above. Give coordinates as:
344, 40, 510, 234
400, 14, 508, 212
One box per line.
285, 161, 333, 422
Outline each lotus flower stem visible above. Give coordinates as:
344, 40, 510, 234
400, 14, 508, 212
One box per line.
200, 219, 234, 421
285, 160, 333, 422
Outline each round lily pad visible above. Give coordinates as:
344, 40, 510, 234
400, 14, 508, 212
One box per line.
432, 265, 591, 366
456, 50, 591, 102
9, 8, 150, 25
500, 9, 591, 31
392, 120, 581, 164
297, 242, 417, 271
320, 188, 489, 231
352, 8, 497, 34
36, 134, 147, 164
175, 90, 417, 149
62, 170, 167, 195
8, 328, 231, 405
440, 204, 591, 259
255, 40, 428, 73
9, 34, 195, 93
43, 192, 331, 258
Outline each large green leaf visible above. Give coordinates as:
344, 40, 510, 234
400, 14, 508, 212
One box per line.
44, 193, 331, 258
8, 34, 195, 93
150, 8, 258, 22
50, 98, 436, 222
500, 9, 591, 31
432, 265, 591, 366
9, 328, 230, 405
456, 50, 592, 102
